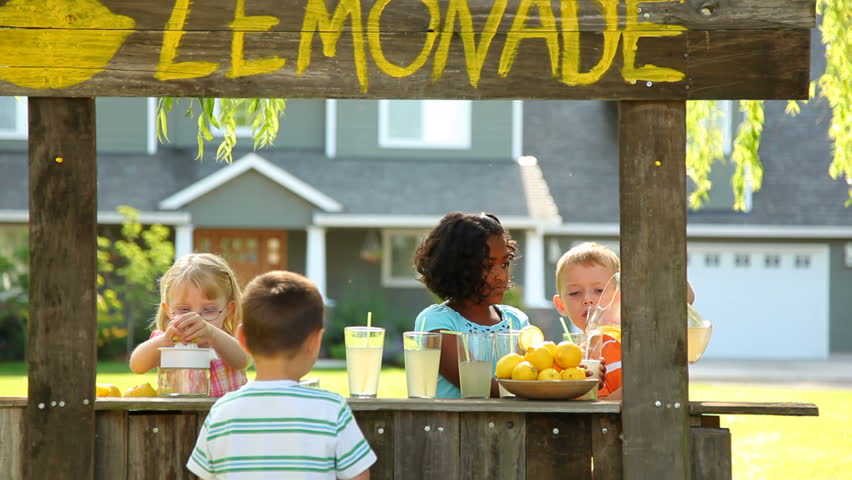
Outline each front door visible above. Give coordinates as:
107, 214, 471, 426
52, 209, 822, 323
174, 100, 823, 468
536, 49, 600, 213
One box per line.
193, 229, 288, 287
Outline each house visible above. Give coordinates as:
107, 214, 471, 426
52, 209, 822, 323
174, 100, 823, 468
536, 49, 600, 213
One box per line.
1, 30, 848, 360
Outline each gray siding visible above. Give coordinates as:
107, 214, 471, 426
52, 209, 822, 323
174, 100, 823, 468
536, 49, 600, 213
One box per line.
97, 98, 151, 153
335, 100, 514, 161
187, 171, 316, 228
286, 229, 307, 275
829, 242, 852, 353
165, 99, 326, 152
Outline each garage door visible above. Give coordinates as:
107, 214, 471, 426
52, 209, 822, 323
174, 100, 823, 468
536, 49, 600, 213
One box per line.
687, 243, 829, 360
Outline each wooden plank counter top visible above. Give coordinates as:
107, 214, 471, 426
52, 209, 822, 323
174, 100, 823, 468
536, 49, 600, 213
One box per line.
0, 396, 818, 416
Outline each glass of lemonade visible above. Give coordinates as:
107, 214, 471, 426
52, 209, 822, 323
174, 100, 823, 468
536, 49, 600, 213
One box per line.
402, 332, 442, 398
457, 332, 494, 399
344, 326, 385, 398
494, 330, 520, 397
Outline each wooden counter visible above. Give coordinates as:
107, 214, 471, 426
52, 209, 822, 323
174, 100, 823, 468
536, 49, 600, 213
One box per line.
0, 397, 817, 480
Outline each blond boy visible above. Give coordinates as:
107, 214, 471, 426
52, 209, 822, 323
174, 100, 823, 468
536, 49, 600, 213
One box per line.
187, 271, 376, 480
553, 242, 694, 400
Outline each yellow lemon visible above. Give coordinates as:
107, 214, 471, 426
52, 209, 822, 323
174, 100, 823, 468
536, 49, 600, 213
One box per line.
601, 325, 622, 342
554, 341, 583, 370
495, 353, 524, 379
106, 384, 121, 397
537, 368, 561, 381
95, 384, 112, 397
561, 367, 587, 381
518, 325, 544, 351
124, 383, 157, 398
511, 361, 538, 381
540, 341, 557, 357
524, 345, 554, 372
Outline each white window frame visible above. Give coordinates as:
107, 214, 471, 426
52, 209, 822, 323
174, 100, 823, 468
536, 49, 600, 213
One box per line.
381, 229, 428, 287
0, 97, 27, 140
212, 99, 254, 138
378, 100, 472, 149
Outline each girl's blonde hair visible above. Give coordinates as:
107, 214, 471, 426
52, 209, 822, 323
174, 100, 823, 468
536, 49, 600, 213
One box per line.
555, 242, 621, 293
153, 253, 243, 335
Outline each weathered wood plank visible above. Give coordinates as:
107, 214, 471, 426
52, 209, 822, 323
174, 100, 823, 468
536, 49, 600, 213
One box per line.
0, 407, 24, 480
591, 414, 623, 480
690, 401, 819, 416
0, 29, 809, 99
0, 0, 816, 32
96, 410, 128, 480
353, 411, 394, 480
686, 29, 811, 99
393, 411, 459, 479
460, 412, 526, 480
526, 413, 592, 480
127, 412, 199, 480
25, 97, 98, 480
691, 427, 732, 480
619, 100, 690, 480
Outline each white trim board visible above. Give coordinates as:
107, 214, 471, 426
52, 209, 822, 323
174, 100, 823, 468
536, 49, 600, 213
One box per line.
545, 222, 852, 239
0, 209, 191, 225
314, 213, 561, 229
159, 152, 343, 212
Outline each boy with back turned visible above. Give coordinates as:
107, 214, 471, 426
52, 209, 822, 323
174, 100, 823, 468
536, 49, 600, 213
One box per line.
187, 270, 376, 479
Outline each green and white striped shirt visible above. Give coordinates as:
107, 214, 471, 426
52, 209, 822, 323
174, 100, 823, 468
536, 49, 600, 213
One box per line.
187, 380, 376, 479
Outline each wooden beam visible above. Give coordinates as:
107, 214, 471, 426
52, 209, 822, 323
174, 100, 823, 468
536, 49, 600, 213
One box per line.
619, 100, 689, 480
26, 97, 98, 480
0, 0, 814, 99
0, 0, 816, 32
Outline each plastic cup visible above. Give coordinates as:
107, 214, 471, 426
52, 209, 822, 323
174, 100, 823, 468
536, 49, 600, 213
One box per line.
403, 332, 442, 399
344, 326, 385, 398
494, 331, 520, 397
577, 358, 601, 400
456, 332, 494, 399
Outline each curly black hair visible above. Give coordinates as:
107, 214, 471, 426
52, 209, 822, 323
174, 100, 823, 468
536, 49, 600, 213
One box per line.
414, 212, 518, 303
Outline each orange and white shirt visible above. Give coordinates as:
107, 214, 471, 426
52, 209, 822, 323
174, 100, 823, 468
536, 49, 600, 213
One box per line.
598, 334, 622, 397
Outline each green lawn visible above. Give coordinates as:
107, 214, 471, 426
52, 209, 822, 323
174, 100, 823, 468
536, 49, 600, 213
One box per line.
2, 362, 849, 480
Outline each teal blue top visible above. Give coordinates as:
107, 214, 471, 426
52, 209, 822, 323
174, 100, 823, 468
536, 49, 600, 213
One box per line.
414, 303, 530, 399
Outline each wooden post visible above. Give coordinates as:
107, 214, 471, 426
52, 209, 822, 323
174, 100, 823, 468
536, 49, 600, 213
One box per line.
619, 101, 690, 479
26, 97, 98, 480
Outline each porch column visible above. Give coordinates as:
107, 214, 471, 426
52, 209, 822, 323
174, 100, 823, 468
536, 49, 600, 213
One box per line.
174, 224, 194, 259
306, 226, 328, 302
523, 228, 549, 308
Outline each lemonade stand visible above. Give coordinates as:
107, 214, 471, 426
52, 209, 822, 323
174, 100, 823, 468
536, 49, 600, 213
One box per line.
0, 0, 820, 478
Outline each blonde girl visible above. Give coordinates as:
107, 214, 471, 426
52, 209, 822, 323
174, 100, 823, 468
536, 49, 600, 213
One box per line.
129, 253, 252, 397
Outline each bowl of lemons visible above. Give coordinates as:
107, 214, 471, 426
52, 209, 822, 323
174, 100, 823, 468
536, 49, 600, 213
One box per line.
495, 328, 598, 400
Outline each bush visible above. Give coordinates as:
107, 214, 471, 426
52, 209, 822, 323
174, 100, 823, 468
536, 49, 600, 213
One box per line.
326, 293, 411, 366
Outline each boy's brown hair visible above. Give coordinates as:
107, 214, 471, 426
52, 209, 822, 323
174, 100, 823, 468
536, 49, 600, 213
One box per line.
241, 271, 324, 356
555, 242, 621, 293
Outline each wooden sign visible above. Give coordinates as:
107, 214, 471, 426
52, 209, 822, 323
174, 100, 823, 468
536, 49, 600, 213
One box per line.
0, 0, 814, 99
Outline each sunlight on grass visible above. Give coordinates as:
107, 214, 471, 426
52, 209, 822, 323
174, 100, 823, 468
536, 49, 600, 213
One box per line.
2, 363, 849, 480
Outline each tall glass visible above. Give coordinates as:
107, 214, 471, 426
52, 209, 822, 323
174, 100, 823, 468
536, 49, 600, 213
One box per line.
494, 330, 520, 397
457, 332, 494, 399
403, 332, 442, 398
344, 326, 385, 398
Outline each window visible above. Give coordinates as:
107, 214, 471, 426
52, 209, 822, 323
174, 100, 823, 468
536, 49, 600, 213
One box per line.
381, 230, 427, 287
764, 254, 781, 268
734, 253, 751, 268
378, 100, 471, 149
212, 99, 253, 138
704, 253, 720, 267
0, 97, 27, 139
795, 255, 811, 269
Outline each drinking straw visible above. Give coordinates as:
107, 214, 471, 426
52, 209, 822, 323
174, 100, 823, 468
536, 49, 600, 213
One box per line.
367, 311, 372, 328
440, 330, 469, 362
559, 317, 573, 343
418, 316, 426, 333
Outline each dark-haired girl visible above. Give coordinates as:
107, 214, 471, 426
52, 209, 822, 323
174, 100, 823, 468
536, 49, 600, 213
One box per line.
414, 212, 530, 398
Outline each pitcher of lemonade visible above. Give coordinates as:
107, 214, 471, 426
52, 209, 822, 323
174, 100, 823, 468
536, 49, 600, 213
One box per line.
584, 272, 621, 360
